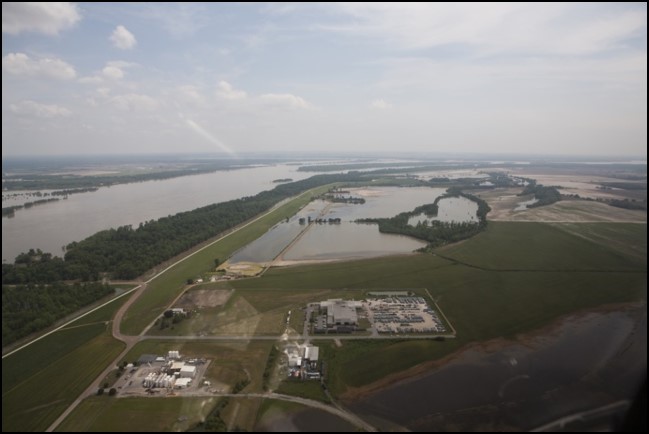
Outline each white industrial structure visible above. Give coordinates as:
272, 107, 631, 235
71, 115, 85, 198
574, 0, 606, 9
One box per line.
168, 350, 181, 359
180, 365, 196, 378
319, 299, 360, 326
175, 378, 192, 388
143, 373, 176, 388
303, 345, 319, 362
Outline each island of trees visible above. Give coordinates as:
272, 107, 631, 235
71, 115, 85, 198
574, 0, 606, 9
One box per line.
358, 188, 491, 250
518, 181, 562, 208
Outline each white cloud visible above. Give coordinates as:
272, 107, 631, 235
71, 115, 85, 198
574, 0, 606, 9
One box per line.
143, 3, 207, 38
102, 65, 124, 79
110, 25, 137, 50
217, 81, 247, 100
96, 87, 111, 97
176, 85, 205, 105
78, 75, 103, 84
110, 93, 159, 111
10, 100, 71, 118
325, 3, 646, 55
80, 61, 135, 83
2, 52, 76, 79
370, 98, 392, 109
260, 93, 311, 109
2, 2, 80, 35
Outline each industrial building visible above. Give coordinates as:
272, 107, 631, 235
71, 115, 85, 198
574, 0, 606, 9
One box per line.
180, 365, 196, 378
319, 299, 361, 326
285, 344, 321, 380
174, 378, 192, 388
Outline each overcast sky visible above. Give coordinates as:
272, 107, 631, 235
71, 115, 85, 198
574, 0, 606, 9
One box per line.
2, 2, 647, 157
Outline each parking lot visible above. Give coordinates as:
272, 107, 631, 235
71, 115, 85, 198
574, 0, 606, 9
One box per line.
365, 296, 447, 334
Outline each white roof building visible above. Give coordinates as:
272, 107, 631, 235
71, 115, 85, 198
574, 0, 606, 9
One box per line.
175, 378, 192, 388
304, 345, 319, 362
180, 365, 196, 378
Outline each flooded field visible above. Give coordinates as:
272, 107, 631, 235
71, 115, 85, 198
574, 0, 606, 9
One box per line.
408, 196, 479, 225
282, 223, 426, 261
350, 308, 646, 431
230, 187, 443, 264
229, 201, 329, 263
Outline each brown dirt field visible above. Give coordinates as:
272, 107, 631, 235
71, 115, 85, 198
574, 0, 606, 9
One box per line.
471, 188, 646, 223
507, 170, 647, 200
174, 289, 233, 310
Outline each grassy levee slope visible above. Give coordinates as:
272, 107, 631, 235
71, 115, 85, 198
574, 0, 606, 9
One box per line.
120, 185, 333, 336
2, 293, 130, 432
233, 222, 646, 396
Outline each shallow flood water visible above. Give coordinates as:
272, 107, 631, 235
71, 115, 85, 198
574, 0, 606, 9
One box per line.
283, 222, 427, 261
408, 196, 478, 225
350, 309, 646, 431
230, 187, 444, 264
229, 201, 329, 263
230, 187, 445, 263
325, 187, 446, 220
515, 197, 539, 211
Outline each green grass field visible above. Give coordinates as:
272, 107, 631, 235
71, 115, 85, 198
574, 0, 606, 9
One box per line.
2, 292, 132, 431
437, 222, 647, 271
276, 379, 331, 403
120, 185, 334, 336
145, 288, 367, 336
54, 396, 220, 432
2, 331, 125, 432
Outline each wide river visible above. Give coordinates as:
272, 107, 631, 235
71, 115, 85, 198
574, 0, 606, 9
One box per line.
2, 164, 316, 262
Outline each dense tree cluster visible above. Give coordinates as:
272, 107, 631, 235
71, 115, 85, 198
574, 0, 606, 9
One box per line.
608, 198, 647, 210
519, 182, 562, 207
2, 281, 112, 345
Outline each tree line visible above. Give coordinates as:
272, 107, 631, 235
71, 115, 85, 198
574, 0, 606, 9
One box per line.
2, 281, 113, 345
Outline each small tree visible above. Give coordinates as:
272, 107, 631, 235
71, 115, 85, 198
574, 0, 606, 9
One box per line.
109, 388, 117, 396
97, 388, 104, 396
103, 382, 109, 389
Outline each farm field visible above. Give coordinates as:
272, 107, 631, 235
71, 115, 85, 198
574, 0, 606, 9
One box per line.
2, 293, 132, 432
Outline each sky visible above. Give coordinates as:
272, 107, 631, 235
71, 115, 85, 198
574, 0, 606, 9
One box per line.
2, 2, 647, 157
